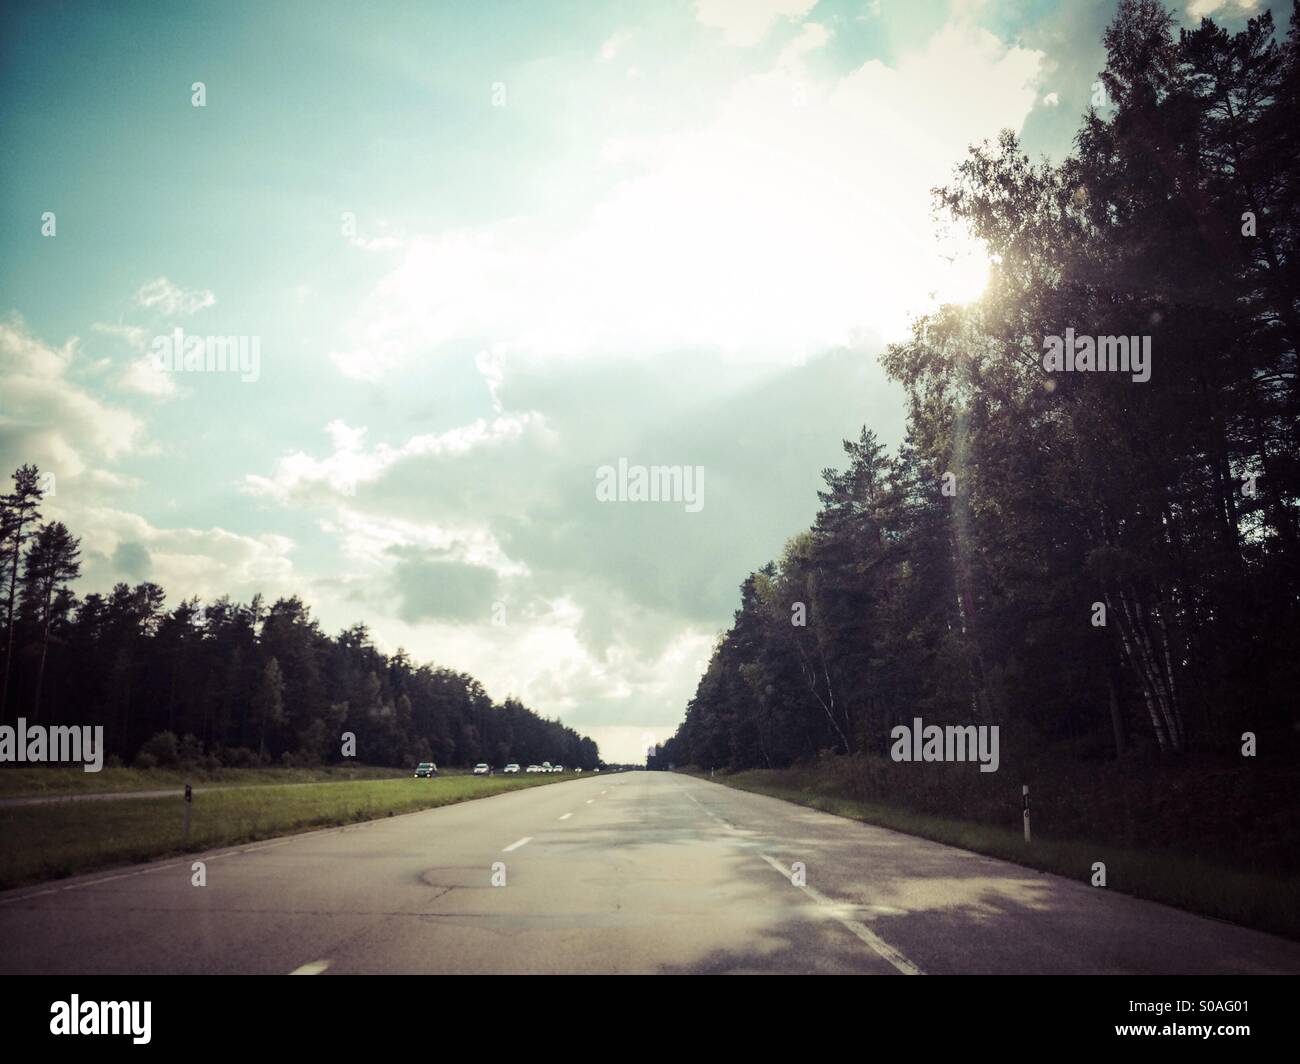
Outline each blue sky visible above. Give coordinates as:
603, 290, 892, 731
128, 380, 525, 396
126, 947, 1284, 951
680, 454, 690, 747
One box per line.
0, 0, 1268, 760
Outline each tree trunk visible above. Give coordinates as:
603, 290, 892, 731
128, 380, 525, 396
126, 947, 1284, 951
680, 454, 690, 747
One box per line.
1107, 667, 1125, 759
32, 584, 54, 721
1, 520, 26, 723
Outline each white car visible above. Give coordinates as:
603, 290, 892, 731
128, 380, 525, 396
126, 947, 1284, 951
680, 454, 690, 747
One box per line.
503, 763, 520, 774
525, 764, 542, 773
472, 763, 490, 775
575, 768, 583, 773
552, 765, 564, 773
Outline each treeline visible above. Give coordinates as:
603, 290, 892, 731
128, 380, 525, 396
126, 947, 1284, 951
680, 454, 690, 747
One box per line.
0, 466, 600, 769
656, 1, 1300, 772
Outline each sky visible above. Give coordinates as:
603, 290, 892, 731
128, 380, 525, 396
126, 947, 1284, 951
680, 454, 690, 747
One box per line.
0, 0, 1271, 762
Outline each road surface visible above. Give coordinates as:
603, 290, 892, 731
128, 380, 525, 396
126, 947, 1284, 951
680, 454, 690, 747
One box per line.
1, 771, 1297, 974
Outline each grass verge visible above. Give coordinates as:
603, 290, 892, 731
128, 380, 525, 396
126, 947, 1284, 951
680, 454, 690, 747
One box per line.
695, 768, 1300, 942
0, 773, 572, 890
0, 764, 418, 798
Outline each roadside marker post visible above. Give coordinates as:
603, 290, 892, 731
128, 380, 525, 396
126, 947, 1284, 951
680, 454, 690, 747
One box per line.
1022, 784, 1030, 845
184, 782, 192, 841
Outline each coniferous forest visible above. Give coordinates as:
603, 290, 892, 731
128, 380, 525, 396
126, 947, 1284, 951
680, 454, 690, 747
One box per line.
0, 464, 600, 770
654, 2, 1300, 865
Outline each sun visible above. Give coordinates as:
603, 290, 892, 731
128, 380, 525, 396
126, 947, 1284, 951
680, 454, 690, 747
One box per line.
874, 228, 993, 340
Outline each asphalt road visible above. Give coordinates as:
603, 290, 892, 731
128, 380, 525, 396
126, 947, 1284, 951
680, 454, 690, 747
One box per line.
2, 771, 1298, 974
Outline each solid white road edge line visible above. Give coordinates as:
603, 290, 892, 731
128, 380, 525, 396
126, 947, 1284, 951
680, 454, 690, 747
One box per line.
759, 853, 923, 976
503, 837, 532, 852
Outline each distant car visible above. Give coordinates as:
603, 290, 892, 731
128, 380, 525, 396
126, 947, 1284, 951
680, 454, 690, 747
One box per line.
574, 767, 583, 773
541, 762, 552, 772
552, 765, 564, 773
413, 762, 438, 778
503, 763, 520, 774
472, 763, 490, 775
525, 765, 542, 773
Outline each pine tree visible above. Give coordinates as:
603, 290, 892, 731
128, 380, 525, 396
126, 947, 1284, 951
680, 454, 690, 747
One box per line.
0, 465, 44, 720
20, 521, 81, 720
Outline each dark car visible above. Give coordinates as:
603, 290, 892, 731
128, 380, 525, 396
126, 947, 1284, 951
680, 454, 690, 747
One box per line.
413, 762, 438, 778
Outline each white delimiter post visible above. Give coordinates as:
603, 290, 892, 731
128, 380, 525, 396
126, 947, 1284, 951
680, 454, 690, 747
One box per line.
1022, 784, 1031, 844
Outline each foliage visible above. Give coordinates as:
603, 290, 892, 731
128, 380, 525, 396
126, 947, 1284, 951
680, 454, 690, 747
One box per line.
0, 476, 599, 770
655, 1, 1300, 772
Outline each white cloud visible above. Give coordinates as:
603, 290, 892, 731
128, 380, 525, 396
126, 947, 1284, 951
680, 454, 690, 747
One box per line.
76, 507, 297, 603
93, 322, 179, 398
1043, 91, 1060, 106
693, 0, 819, 47
118, 355, 179, 398
134, 277, 216, 316
1187, 0, 1258, 19
0, 318, 146, 480
93, 322, 150, 348
778, 20, 831, 61
324, 18, 1038, 375
599, 29, 633, 61
323, 507, 528, 578
243, 413, 549, 504
0, 317, 294, 606
476, 348, 506, 412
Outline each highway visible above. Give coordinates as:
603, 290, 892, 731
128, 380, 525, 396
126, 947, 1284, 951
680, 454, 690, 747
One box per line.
2, 771, 1298, 974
